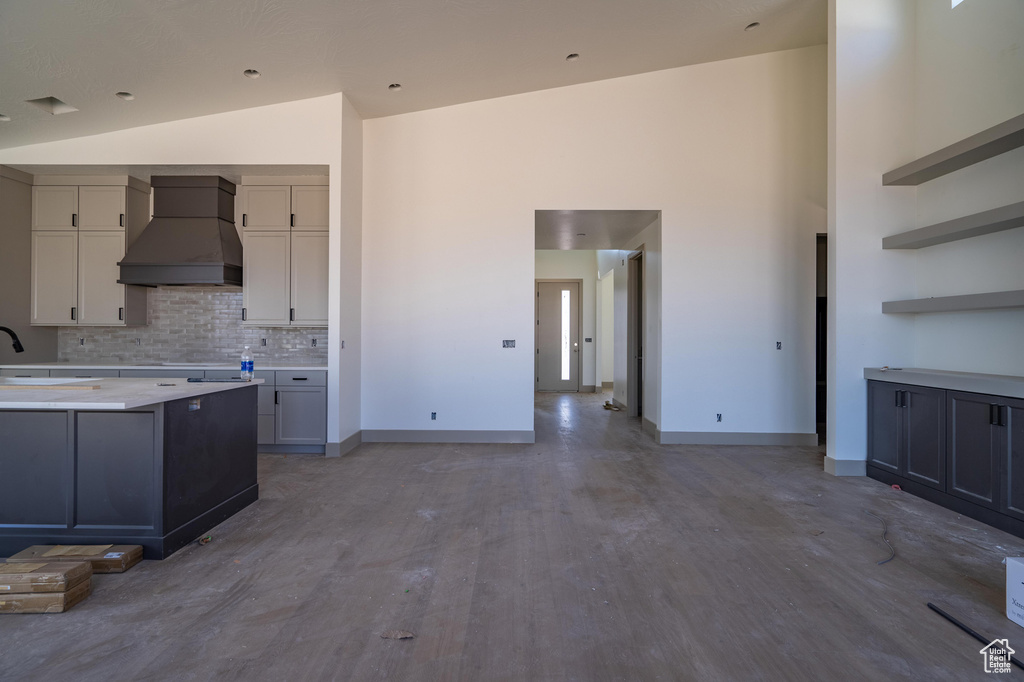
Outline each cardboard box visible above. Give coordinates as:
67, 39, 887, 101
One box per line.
7, 544, 143, 573
0, 578, 91, 614
1008, 557, 1024, 628
0, 561, 92, 594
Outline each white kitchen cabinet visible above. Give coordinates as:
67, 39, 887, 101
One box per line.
290, 232, 329, 325
30, 177, 150, 327
242, 231, 291, 326
31, 231, 78, 324
239, 186, 291, 231
290, 186, 329, 231
239, 180, 328, 327
31, 186, 78, 230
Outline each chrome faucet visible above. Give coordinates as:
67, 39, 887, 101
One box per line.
0, 326, 25, 353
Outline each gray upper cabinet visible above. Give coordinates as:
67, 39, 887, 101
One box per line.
30, 177, 150, 327
240, 182, 328, 327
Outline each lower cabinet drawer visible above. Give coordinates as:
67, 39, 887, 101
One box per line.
50, 369, 120, 378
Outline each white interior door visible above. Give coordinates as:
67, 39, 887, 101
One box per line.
536, 281, 580, 392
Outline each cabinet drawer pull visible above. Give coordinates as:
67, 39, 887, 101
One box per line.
1000, 405, 1008, 427
895, 391, 901, 408
291, 377, 308, 381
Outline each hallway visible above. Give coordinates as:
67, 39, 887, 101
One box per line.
2, 392, 1022, 680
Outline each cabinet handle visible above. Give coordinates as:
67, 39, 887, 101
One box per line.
990, 404, 999, 425
290, 213, 295, 227
119, 307, 124, 321
72, 213, 77, 227
71, 307, 76, 321
895, 391, 901, 408
242, 214, 247, 227
292, 377, 308, 381
275, 390, 279, 405
903, 391, 909, 409
1000, 405, 1008, 427
242, 307, 247, 321
120, 213, 125, 227
290, 308, 295, 322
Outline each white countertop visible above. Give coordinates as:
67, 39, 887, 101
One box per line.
0, 363, 325, 371
864, 367, 1024, 399
0, 377, 262, 410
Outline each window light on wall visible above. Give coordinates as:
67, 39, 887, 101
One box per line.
952, 0, 966, 7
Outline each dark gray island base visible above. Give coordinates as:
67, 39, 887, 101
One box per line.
0, 385, 258, 560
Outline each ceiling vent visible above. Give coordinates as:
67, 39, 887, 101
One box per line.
25, 96, 78, 115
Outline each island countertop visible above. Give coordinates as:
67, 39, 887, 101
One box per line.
0, 377, 262, 410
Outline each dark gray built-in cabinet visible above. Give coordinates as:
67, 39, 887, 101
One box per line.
867, 376, 1024, 538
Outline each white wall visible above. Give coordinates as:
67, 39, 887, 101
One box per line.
535, 250, 598, 389
362, 46, 825, 438
910, 0, 1024, 375
828, 0, 918, 474
828, 0, 1024, 474
0, 93, 362, 448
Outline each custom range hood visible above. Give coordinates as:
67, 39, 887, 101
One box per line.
118, 176, 242, 286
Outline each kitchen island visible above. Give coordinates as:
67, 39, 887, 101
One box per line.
0, 378, 260, 559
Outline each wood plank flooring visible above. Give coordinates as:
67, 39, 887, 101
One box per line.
3, 390, 1024, 680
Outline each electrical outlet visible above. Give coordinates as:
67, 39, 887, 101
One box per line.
341, 340, 345, 349
716, 414, 722, 422
776, 341, 782, 350
261, 338, 267, 347
135, 338, 141, 346
311, 338, 317, 348
431, 412, 437, 421
79, 338, 85, 346
502, 340, 515, 348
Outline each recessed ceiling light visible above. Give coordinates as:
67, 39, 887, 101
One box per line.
0, 114, 10, 122
388, 83, 402, 91
115, 92, 135, 101
243, 69, 261, 79
566, 53, 580, 62
744, 22, 761, 31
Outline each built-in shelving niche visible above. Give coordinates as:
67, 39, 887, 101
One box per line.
881, 112, 1024, 315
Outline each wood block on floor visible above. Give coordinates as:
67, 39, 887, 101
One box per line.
7, 545, 143, 573
0, 578, 92, 614
0, 561, 92, 593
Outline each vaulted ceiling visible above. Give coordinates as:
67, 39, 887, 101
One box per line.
0, 0, 825, 151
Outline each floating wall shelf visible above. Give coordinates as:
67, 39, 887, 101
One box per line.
883, 201, 1024, 249
882, 113, 1024, 186
882, 289, 1024, 314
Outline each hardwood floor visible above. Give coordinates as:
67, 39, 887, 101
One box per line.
3, 390, 1023, 680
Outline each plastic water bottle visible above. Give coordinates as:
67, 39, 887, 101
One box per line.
240, 346, 254, 381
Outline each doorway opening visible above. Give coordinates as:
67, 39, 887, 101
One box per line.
627, 249, 644, 419
816, 233, 827, 443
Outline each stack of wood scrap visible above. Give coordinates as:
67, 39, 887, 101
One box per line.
1, 544, 143, 614
7, 545, 143, 573
0, 561, 92, 613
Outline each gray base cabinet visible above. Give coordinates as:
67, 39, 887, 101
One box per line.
867, 381, 945, 490
259, 370, 326, 447
867, 380, 1024, 538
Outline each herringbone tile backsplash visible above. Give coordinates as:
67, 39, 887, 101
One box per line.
58, 287, 327, 365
